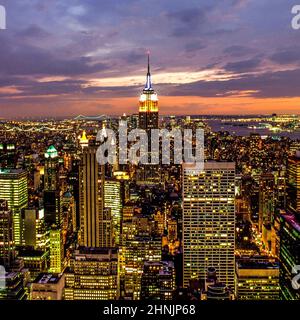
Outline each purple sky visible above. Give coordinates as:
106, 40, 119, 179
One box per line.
1, 0, 300, 118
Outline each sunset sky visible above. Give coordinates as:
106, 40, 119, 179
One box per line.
1, 0, 300, 118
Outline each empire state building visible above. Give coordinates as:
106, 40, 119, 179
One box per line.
137, 54, 160, 183
139, 54, 159, 131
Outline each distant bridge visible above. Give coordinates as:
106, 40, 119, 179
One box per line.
74, 115, 112, 121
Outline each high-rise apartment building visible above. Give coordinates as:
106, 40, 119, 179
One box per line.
183, 162, 235, 289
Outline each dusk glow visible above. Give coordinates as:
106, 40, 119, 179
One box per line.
1, 0, 300, 117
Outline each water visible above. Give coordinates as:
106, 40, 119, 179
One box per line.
206, 120, 300, 140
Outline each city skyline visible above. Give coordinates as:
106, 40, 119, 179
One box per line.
1, 1, 300, 117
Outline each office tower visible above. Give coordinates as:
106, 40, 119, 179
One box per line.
44, 145, 59, 191
31, 273, 65, 300
287, 151, 300, 215
236, 258, 280, 300
183, 162, 235, 289
104, 180, 122, 246
279, 151, 300, 300
79, 145, 105, 247
0, 200, 14, 268
140, 261, 176, 300
21, 208, 48, 251
279, 211, 300, 300
44, 190, 62, 227
258, 173, 275, 233
64, 247, 118, 300
44, 146, 62, 227
200, 267, 234, 300
0, 168, 28, 245
49, 227, 63, 274
120, 213, 161, 300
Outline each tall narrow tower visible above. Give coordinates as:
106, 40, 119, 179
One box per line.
137, 54, 160, 182
139, 53, 159, 131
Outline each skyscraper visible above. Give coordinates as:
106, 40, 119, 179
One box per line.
287, 151, 300, 215
79, 145, 103, 247
0, 200, 14, 268
137, 54, 159, 182
44, 146, 61, 227
104, 180, 122, 246
183, 162, 236, 289
138, 53, 159, 132
44, 145, 59, 191
0, 168, 28, 245
279, 151, 300, 300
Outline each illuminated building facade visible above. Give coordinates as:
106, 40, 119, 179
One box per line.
120, 214, 161, 300
183, 162, 235, 289
64, 247, 118, 300
79, 131, 89, 150
104, 180, 122, 246
17, 249, 48, 282
44, 145, 59, 191
258, 173, 275, 233
140, 261, 176, 300
21, 208, 48, 251
137, 54, 159, 182
0, 200, 14, 268
287, 151, 300, 214
139, 54, 159, 132
49, 227, 63, 274
0, 169, 28, 246
79, 145, 104, 247
31, 273, 65, 300
236, 258, 280, 300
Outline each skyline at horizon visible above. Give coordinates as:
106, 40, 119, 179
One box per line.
1, 1, 300, 117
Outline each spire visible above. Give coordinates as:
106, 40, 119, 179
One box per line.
145, 51, 152, 90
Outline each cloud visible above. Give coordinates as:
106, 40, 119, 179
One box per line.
223, 45, 256, 57
270, 48, 300, 65
0, 38, 109, 76
224, 58, 262, 73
